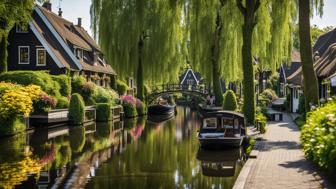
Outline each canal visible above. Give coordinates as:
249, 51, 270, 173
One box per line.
0, 106, 247, 189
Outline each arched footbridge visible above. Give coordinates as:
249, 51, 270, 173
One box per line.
146, 84, 211, 104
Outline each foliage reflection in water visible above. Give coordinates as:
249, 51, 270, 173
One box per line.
0, 106, 247, 189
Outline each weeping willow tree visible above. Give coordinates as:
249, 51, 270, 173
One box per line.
187, 0, 295, 123
91, 0, 185, 100
0, 0, 35, 73
298, 0, 324, 111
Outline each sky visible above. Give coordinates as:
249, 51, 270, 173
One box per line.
49, 0, 336, 38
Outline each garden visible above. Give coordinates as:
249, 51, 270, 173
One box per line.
0, 71, 147, 136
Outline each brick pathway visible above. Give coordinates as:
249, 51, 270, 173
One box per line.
244, 113, 323, 189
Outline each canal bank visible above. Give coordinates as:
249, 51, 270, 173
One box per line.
0, 106, 248, 189
233, 113, 325, 189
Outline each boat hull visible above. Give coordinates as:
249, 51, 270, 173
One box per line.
148, 104, 176, 116
198, 137, 244, 148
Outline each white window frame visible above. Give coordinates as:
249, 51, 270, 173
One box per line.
18, 46, 30, 64
203, 118, 217, 129
36, 48, 46, 66
16, 25, 28, 33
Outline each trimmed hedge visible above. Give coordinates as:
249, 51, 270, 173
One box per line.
0, 71, 61, 97
56, 96, 69, 109
52, 75, 71, 97
0, 117, 25, 137
96, 103, 112, 122
71, 76, 86, 94
223, 90, 237, 111
117, 80, 129, 95
68, 93, 85, 125
123, 103, 138, 118
301, 100, 336, 174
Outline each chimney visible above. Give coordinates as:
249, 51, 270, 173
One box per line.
42, 2, 52, 11
58, 8, 63, 17
77, 18, 82, 27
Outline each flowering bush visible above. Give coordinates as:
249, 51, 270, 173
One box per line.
301, 100, 336, 174
121, 95, 136, 105
0, 83, 43, 119
33, 92, 57, 113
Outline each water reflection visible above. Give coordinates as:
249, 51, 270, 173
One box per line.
0, 106, 246, 189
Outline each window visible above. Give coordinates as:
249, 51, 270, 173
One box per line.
16, 25, 28, 33
18, 46, 30, 64
36, 48, 46, 66
76, 49, 83, 59
187, 79, 194, 85
203, 118, 217, 129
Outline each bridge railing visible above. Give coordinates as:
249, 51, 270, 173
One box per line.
150, 84, 210, 95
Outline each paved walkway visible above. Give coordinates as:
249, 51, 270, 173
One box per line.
244, 113, 323, 189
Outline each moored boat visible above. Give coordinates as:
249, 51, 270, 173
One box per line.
198, 111, 246, 148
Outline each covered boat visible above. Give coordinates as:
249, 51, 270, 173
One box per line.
198, 111, 246, 148
148, 95, 176, 119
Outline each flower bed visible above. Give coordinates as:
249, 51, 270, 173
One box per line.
301, 100, 336, 174
121, 95, 146, 118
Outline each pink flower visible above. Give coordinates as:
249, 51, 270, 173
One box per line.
121, 95, 136, 105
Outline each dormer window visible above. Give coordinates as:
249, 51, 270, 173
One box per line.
75, 49, 83, 59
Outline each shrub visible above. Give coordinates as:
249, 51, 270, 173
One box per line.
255, 112, 267, 133
301, 100, 336, 174
68, 93, 85, 125
121, 95, 136, 105
33, 92, 57, 113
0, 117, 26, 136
260, 89, 278, 102
82, 82, 96, 101
56, 96, 70, 109
0, 84, 42, 119
96, 103, 112, 122
71, 76, 86, 94
136, 99, 147, 116
117, 80, 129, 95
52, 75, 71, 97
246, 138, 256, 154
0, 71, 61, 97
123, 103, 138, 118
93, 86, 113, 104
223, 90, 237, 111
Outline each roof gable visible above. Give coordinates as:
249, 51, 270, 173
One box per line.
180, 68, 199, 85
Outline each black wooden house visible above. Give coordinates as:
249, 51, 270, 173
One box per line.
7, 2, 116, 87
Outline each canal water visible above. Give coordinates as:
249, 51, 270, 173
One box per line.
0, 106, 247, 189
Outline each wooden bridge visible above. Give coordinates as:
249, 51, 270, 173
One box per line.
146, 84, 210, 104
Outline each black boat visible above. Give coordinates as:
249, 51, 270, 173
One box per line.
198, 111, 246, 148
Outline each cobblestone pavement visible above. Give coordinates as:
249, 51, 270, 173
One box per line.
244, 113, 323, 189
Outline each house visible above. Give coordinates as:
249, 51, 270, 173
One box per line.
7, 2, 116, 87
179, 68, 202, 86
287, 27, 336, 112
284, 51, 303, 113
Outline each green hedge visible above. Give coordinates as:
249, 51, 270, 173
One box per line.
52, 75, 71, 97
0, 117, 25, 137
301, 100, 336, 174
68, 93, 85, 125
96, 103, 112, 122
56, 96, 69, 109
93, 86, 114, 104
117, 80, 129, 95
223, 90, 237, 111
71, 76, 86, 94
255, 112, 267, 133
123, 103, 138, 118
0, 71, 61, 97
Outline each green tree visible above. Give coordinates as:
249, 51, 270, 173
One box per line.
91, 0, 185, 100
0, 0, 35, 73
223, 90, 237, 111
